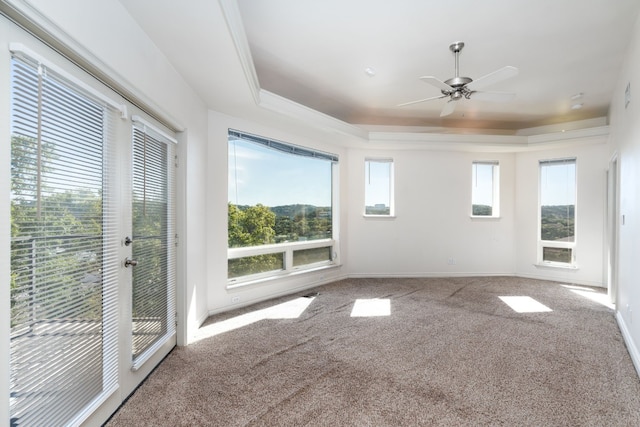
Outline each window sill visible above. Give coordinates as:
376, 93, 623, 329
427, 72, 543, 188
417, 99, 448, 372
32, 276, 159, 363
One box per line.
534, 262, 579, 271
363, 214, 396, 219
470, 215, 501, 220
226, 263, 341, 290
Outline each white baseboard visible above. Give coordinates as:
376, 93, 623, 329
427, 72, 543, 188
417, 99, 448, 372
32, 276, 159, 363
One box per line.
516, 272, 604, 288
206, 272, 349, 317
616, 310, 640, 378
346, 272, 515, 279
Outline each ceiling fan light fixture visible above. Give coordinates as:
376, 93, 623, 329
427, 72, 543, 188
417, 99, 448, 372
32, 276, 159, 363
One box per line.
571, 103, 584, 110
397, 41, 518, 115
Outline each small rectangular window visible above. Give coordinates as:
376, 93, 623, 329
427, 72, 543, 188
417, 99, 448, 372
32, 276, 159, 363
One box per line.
365, 159, 394, 216
472, 161, 499, 217
539, 158, 576, 265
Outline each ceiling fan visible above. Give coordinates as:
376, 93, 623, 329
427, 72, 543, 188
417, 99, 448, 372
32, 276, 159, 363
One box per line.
398, 41, 518, 117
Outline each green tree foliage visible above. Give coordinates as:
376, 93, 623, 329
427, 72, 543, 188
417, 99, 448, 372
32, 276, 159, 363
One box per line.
227, 203, 332, 278
228, 203, 276, 247
11, 135, 103, 326
228, 203, 279, 277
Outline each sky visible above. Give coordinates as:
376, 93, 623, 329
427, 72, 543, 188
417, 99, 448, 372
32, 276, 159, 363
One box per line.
228, 138, 332, 207
228, 137, 575, 209
472, 163, 494, 206
540, 163, 576, 206
365, 160, 391, 207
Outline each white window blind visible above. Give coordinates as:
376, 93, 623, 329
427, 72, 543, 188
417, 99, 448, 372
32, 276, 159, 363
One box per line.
472, 161, 499, 217
9, 54, 118, 426
365, 159, 393, 216
130, 122, 176, 370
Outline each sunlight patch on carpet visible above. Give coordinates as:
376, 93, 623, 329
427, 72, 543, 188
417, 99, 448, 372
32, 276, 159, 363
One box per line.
350, 298, 391, 317
499, 296, 552, 313
193, 296, 316, 342
561, 285, 614, 309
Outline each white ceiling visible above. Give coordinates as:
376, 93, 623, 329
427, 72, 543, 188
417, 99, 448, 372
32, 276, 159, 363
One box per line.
119, 0, 640, 134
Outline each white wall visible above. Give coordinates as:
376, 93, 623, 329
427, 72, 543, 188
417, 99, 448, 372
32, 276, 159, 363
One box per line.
608, 11, 640, 373
344, 140, 608, 286
515, 142, 609, 287
346, 148, 517, 277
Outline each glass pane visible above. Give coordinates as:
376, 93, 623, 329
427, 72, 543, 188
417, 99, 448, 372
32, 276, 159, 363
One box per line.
472, 163, 495, 216
293, 246, 332, 267
10, 58, 105, 425
365, 160, 391, 215
543, 247, 572, 263
540, 161, 576, 242
228, 253, 284, 278
131, 129, 171, 361
228, 136, 332, 248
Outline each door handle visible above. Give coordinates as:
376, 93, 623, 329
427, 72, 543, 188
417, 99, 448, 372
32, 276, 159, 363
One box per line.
124, 258, 138, 268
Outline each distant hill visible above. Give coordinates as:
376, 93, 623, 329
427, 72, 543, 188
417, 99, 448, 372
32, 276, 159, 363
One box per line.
270, 204, 330, 218
541, 204, 575, 241
234, 204, 331, 219
542, 205, 574, 218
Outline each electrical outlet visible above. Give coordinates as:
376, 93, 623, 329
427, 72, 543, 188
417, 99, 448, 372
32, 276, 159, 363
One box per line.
231, 296, 240, 304
447, 258, 456, 265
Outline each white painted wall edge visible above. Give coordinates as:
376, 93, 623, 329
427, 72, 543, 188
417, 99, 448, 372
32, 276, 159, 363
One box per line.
616, 311, 640, 379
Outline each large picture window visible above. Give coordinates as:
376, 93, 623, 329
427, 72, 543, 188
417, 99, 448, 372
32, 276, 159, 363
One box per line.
227, 130, 337, 282
539, 158, 576, 265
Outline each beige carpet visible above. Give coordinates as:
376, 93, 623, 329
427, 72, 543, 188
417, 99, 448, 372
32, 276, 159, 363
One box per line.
106, 277, 640, 426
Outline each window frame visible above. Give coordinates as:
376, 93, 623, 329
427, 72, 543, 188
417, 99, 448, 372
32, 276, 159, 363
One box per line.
471, 161, 500, 218
364, 158, 395, 217
227, 130, 339, 286
538, 158, 577, 268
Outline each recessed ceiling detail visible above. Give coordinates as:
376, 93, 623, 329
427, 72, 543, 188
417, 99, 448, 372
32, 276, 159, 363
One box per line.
236, 0, 640, 132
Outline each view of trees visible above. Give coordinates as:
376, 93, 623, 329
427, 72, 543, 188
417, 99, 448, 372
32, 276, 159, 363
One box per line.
227, 203, 332, 278
11, 135, 104, 328
541, 205, 575, 241
472, 204, 492, 216
365, 204, 390, 215
229, 203, 332, 248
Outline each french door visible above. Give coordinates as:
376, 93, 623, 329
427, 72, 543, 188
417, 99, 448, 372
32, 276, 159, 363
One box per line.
129, 121, 176, 371
8, 40, 177, 425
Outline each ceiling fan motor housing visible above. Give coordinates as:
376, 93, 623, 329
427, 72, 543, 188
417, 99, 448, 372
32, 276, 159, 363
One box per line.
443, 76, 472, 99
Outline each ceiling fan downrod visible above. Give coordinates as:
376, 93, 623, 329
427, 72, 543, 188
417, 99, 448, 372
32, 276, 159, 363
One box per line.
444, 41, 472, 99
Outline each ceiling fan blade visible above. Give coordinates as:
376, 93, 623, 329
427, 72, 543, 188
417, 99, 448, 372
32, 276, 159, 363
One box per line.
465, 66, 518, 91
419, 76, 454, 92
471, 91, 516, 102
397, 94, 447, 107
440, 100, 457, 117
